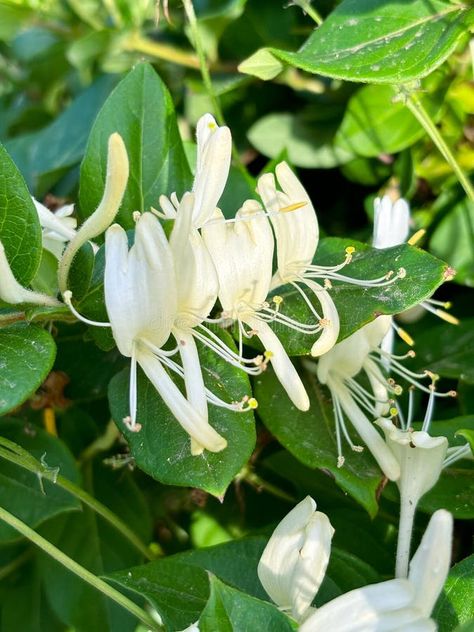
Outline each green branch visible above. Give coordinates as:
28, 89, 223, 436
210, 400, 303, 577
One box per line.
0, 438, 153, 561
0, 505, 159, 630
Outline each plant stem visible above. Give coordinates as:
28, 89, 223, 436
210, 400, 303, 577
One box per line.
124, 32, 201, 69
395, 493, 416, 578
0, 505, 158, 630
0, 439, 153, 561
298, 1, 323, 25
406, 92, 474, 251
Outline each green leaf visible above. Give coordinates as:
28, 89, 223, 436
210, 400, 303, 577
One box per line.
272, 238, 449, 355
67, 242, 95, 302
248, 113, 354, 169
0, 557, 64, 632
0, 324, 56, 415
0, 4, 33, 42
0, 144, 42, 285
411, 319, 474, 384
254, 367, 384, 517
0, 419, 80, 543
254, 0, 474, 84
435, 555, 474, 632
238, 48, 284, 80
430, 199, 474, 287
108, 333, 256, 497
456, 429, 474, 455
335, 84, 441, 157
199, 575, 294, 632
79, 63, 192, 230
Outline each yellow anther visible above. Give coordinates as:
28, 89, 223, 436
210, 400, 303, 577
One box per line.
398, 327, 415, 347
407, 350, 416, 358
279, 201, 307, 213
435, 309, 460, 326
408, 229, 426, 246
397, 267, 407, 279
319, 318, 330, 327
132, 211, 141, 222
448, 390, 457, 398
394, 385, 403, 395
208, 121, 217, 130
264, 350, 274, 359
273, 295, 283, 305
443, 301, 452, 309
248, 398, 258, 409
389, 407, 398, 418
324, 279, 333, 290
345, 246, 355, 255
424, 370, 439, 383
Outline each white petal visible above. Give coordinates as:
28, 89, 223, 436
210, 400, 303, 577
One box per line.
33, 198, 77, 242
0, 240, 61, 307
373, 195, 410, 249
171, 193, 219, 327
258, 497, 319, 609
173, 328, 208, 456
299, 579, 414, 632
104, 213, 177, 356
245, 315, 309, 411
363, 358, 390, 416
408, 509, 453, 617
332, 378, 400, 480
290, 510, 334, 620
137, 346, 227, 453
301, 279, 339, 357
202, 203, 274, 313
58, 132, 129, 293
193, 114, 231, 228
257, 161, 318, 282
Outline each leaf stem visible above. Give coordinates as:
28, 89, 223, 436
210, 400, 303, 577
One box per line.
405, 92, 474, 249
0, 438, 153, 561
0, 505, 158, 630
181, 0, 248, 175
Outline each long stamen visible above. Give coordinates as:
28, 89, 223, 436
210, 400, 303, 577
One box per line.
144, 340, 257, 412
196, 324, 263, 366
291, 281, 323, 321
333, 393, 363, 453
63, 291, 112, 327
124, 347, 141, 433
421, 386, 436, 433
421, 300, 460, 325
391, 321, 415, 347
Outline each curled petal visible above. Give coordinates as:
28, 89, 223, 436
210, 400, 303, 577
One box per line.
245, 315, 309, 411
373, 195, 410, 249
302, 279, 340, 357
59, 132, 129, 293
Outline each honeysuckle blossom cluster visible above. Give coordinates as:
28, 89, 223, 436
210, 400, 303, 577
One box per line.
259, 496, 453, 631
0, 113, 442, 460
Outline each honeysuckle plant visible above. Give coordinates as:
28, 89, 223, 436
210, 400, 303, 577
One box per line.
0, 1, 473, 629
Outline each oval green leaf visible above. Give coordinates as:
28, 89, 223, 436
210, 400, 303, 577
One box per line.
0, 145, 42, 285
79, 63, 192, 230
259, 0, 474, 84
0, 323, 56, 415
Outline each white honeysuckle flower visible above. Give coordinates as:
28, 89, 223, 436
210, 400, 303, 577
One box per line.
58, 132, 129, 294
158, 113, 231, 228
258, 496, 334, 623
202, 201, 310, 411
373, 194, 410, 249
65, 212, 226, 454
179, 623, 199, 632
299, 509, 453, 632
257, 163, 406, 358
165, 193, 258, 455
0, 240, 62, 307
314, 316, 400, 479
375, 386, 469, 578
33, 198, 77, 259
